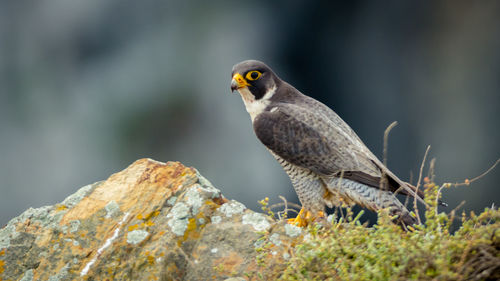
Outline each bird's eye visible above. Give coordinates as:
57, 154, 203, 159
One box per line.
246, 70, 262, 81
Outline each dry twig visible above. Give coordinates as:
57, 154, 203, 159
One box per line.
381, 121, 398, 191
269, 196, 301, 220
413, 145, 431, 225
444, 158, 500, 188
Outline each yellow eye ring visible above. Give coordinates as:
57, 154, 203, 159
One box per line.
246, 70, 262, 81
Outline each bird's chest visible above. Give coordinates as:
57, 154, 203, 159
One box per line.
268, 150, 315, 186
268, 150, 326, 212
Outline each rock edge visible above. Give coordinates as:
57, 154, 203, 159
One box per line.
0, 159, 302, 281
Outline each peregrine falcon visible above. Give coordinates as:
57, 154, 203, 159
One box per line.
230, 60, 432, 226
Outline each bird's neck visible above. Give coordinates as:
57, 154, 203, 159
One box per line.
238, 86, 276, 122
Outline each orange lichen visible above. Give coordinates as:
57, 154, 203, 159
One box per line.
213, 251, 244, 275
56, 204, 68, 211
134, 210, 160, 230
211, 195, 228, 205
61, 159, 194, 225
176, 218, 201, 247
147, 255, 155, 265
203, 200, 221, 210
145, 210, 160, 220
0, 260, 5, 274
128, 224, 139, 231
183, 218, 199, 240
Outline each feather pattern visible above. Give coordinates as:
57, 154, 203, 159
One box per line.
231, 60, 443, 226
253, 84, 422, 202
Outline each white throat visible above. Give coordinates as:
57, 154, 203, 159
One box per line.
238, 85, 276, 122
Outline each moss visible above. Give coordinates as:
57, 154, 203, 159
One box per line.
280, 181, 500, 281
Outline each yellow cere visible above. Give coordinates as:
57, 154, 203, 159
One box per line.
232, 73, 250, 88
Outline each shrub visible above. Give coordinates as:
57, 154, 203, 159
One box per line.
280, 181, 500, 281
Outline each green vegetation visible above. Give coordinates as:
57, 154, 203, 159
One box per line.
280, 181, 500, 281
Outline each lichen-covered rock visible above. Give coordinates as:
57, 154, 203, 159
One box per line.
0, 159, 302, 281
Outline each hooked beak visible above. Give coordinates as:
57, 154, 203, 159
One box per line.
231, 73, 250, 92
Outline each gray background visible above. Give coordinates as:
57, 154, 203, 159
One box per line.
1, 0, 499, 226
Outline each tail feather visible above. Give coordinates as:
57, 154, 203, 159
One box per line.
390, 208, 417, 226
325, 177, 417, 227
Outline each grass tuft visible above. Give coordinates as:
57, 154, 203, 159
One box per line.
280, 180, 500, 281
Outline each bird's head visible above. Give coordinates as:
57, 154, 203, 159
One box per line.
231, 60, 279, 100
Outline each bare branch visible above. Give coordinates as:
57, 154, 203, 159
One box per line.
428, 158, 436, 183
414, 145, 431, 225
449, 200, 466, 221
446, 158, 500, 187
381, 121, 398, 192
383, 121, 398, 167
269, 196, 301, 220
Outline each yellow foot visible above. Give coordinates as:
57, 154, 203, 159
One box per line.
287, 208, 325, 227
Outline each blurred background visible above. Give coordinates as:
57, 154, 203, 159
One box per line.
1, 0, 499, 226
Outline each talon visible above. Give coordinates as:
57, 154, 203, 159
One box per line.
323, 190, 330, 198
287, 208, 307, 226
287, 208, 325, 227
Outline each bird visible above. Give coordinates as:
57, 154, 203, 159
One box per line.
230, 59, 436, 227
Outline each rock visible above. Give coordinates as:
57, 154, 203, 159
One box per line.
0, 159, 303, 280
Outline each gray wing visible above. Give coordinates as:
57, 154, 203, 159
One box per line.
253, 101, 425, 203
253, 102, 380, 177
